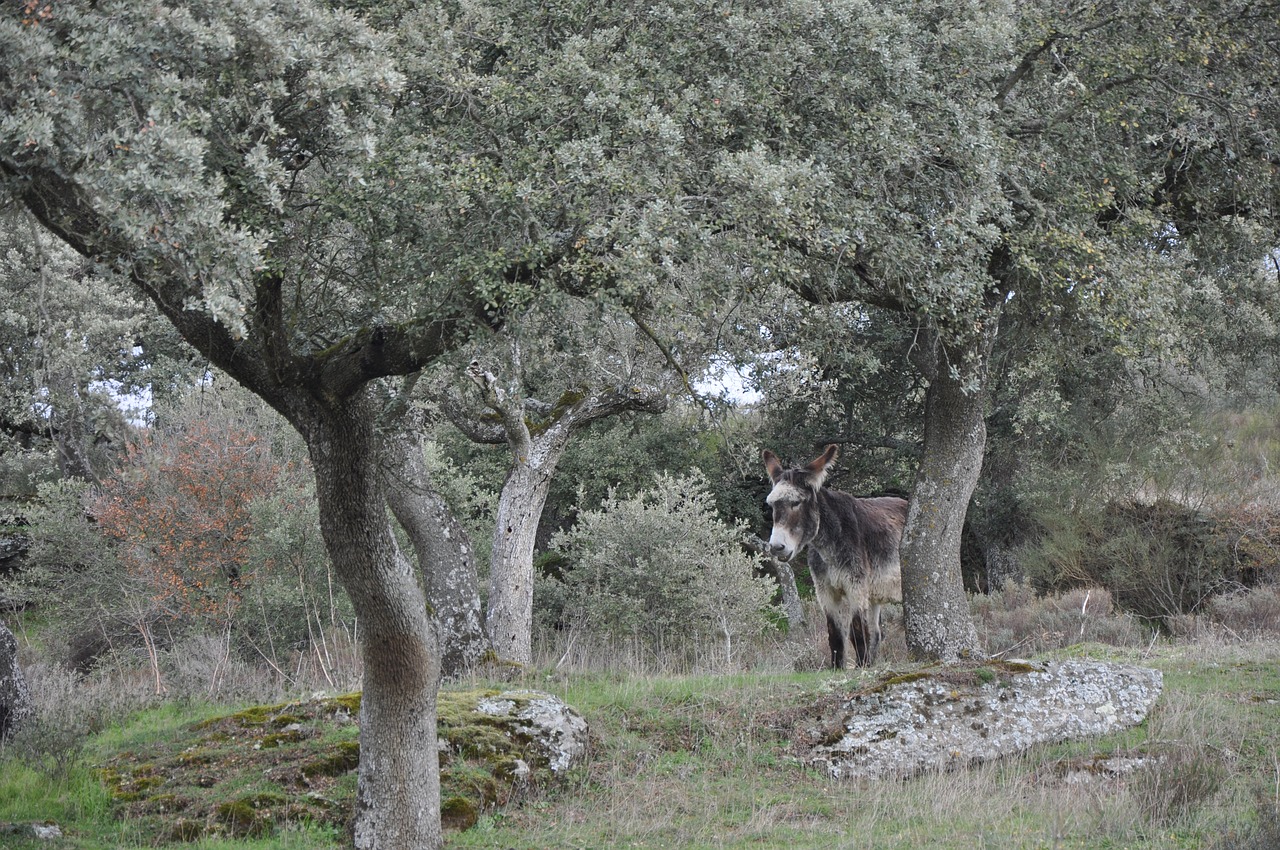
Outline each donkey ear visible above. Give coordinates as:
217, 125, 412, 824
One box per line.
806, 444, 839, 487
762, 450, 784, 483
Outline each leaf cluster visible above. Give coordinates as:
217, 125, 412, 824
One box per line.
545, 471, 775, 655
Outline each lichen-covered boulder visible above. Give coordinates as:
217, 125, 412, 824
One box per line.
462, 689, 589, 774
802, 660, 1162, 779
0, 822, 62, 841
436, 689, 588, 830
0, 620, 33, 740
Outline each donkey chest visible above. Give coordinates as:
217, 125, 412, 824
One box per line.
810, 548, 902, 606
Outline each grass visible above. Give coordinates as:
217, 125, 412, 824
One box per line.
2, 635, 1279, 849
450, 638, 1280, 850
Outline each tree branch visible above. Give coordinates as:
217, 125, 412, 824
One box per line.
2, 157, 281, 401
465, 358, 532, 456
994, 31, 1066, 110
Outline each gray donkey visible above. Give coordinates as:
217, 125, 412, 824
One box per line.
763, 444, 908, 667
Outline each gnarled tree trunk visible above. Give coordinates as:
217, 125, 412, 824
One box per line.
384, 431, 490, 677
463, 363, 668, 665
305, 397, 442, 850
0, 620, 33, 741
900, 321, 996, 662
487, 441, 567, 665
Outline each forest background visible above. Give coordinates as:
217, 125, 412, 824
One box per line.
2, 0, 1280, 848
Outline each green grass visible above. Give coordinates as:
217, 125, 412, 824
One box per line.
2, 640, 1279, 849
449, 642, 1280, 850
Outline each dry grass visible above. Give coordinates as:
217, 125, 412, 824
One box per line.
5, 586, 1280, 849
447, 637, 1280, 849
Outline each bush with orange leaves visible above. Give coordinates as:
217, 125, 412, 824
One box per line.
89, 421, 283, 691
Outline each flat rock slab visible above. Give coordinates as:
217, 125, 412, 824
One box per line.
808, 660, 1163, 779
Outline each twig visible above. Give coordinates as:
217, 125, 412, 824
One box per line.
991, 636, 1034, 659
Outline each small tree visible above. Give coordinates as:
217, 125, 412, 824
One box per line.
550, 472, 775, 666
90, 420, 282, 692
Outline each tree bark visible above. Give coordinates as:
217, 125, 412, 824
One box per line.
772, 556, 807, 637
304, 396, 442, 850
463, 363, 668, 665
0, 620, 33, 741
746, 536, 806, 637
383, 431, 491, 677
900, 321, 997, 662
487, 443, 567, 665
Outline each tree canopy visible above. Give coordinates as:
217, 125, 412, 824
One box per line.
4, 0, 1280, 846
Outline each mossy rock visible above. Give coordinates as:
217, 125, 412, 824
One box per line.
163, 818, 204, 843
97, 689, 585, 842
216, 798, 273, 838
301, 740, 360, 779
176, 747, 214, 765
99, 764, 167, 801
322, 693, 361, 717
145, 793, 187, 813
868, 660, 1038, 695
441, 796, 479, 831
194, 702, 290, 728
260, 728, 305, 748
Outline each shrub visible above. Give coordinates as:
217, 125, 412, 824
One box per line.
91, 420, 282, 631
1204, 585, 1280, 637
1169, 584, 1280, 642
1022, 499, 1237, 623
5, 660, 156, 777
971, 583, 1149, 655
1130, 743, 1226, 828
9, 388, 354, 695
545, 472, 776, 665
1211, 795, 1280, 850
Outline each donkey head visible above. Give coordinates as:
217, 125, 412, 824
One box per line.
762, 444, 838, 562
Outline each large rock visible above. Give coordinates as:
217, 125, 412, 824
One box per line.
803, 659, 1162, 779
465, 689, 589, 775
0, 620, 33, 740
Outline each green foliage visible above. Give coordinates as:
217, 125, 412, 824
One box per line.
5, 383, 351, 693
545, 472, 776, 663
418, 437, 500, 575
1020, 498, 1241, 624
0, 213, 148, 487
237, 471, 353, 675
5, 478, 129, 654
12, 478, 108, 589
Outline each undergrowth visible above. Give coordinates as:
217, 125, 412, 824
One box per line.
2, 586, 1279, 848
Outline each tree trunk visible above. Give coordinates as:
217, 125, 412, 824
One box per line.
773, 557, 806, 636
383, 431, 490, 677
900, 323, 996, 662
305, 396, 442, 850
0, 620, 33, 741
487, 439, 568, 665
462, 363, 668, 667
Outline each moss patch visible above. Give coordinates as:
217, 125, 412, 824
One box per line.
94, 689, 578, 844
441, 795, 479, 831
301, 741, 360, 779
862, 660, 1038, 696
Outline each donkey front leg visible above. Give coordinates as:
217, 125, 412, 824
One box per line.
825, 613, 847, 669
850, 605, 883, 667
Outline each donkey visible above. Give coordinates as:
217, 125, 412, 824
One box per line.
763, 444, 908, 668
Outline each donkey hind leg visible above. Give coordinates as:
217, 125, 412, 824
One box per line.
850, 605, 883, 667
825, 613, 847, 669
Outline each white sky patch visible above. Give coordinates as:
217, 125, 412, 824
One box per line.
90, 378, 153, 426
694, 359, 762, 405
